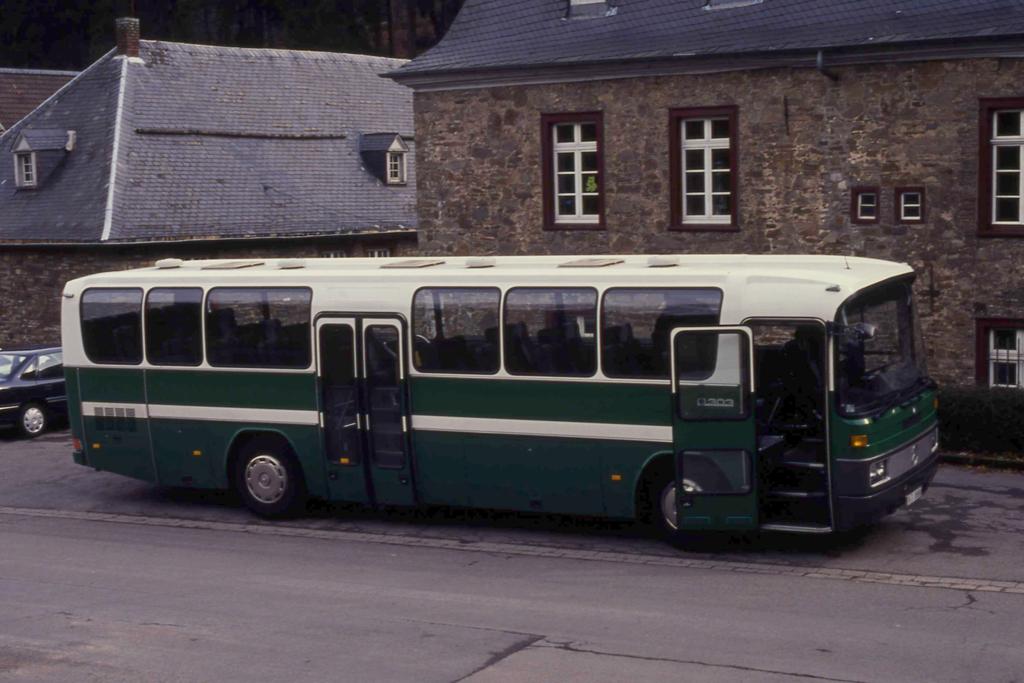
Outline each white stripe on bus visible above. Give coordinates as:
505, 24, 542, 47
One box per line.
147, 404, 320, 426
79, 404, 670, 442
410, 415, 672, 443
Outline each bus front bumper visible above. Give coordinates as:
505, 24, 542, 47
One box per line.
833, 448, 940, 531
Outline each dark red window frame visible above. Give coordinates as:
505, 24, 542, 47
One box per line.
974, 318, 1024, 385
669, 106, 739, 232
540, 112, 606, 231
894, 186, 925, 224
850, 186, 880, 225
979, 97, 1024, 237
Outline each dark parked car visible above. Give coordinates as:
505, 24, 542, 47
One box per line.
0, 346, 66, 437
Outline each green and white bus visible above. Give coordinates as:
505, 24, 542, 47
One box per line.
61, 254, 939, 536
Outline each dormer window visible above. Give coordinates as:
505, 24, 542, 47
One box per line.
360, 132, 411, 186
12, 128, 75, 190
15, 152, 36, 188
387, 151, 407, 185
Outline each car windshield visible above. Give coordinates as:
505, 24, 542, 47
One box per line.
835, 279, 929, 417
0, 354, 28, 382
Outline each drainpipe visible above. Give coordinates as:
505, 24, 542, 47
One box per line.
816, 49, 840, 82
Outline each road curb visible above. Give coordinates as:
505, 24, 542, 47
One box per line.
940, 452, 1024, 471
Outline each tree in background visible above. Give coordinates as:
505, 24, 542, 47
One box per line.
0, 0, 464, 69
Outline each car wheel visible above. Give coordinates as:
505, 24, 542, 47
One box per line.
19, 403, 47, 438
234, 437, 307, 518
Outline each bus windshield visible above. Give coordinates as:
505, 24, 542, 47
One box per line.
835, 279, 929, 417
0, 354, 27, 382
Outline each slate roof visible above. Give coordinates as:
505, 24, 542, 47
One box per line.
0, 42, 415, 244
18, 128, 71, 151
393, 0, 1024, 81
0, 68, 77, 131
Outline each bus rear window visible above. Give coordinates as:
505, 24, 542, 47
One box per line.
602, 288, 723, 378
504, 288, 597, 376
413, 288, 500, 374
146, 288, 203, 366
205, 288, 312, 369
81, 288, 143, 365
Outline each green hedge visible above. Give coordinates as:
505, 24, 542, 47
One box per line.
937, 386, 1024, 456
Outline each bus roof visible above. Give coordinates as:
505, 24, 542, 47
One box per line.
63, 254, 913, 323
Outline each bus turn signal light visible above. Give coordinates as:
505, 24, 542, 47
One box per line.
610, 473, 623, 482
850, 434, 869, 448
339, 457, 351, 465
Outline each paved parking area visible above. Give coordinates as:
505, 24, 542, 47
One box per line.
2, 428, 1023, 585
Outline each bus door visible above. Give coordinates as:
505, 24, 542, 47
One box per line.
360, 318, 415, 507
670, 326, 758, 531
316, 317, 415, 507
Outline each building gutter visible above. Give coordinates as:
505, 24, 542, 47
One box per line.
388, 36, 1024, 91
0, 228, 418, 250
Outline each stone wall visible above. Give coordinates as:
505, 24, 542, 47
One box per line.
0, 236, 410, 350
412, 58, 1024, 386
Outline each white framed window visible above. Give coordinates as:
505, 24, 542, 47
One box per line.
15, 152, 36, 188
386, 152, 406, 184
897, 188, 924, 222
680, 117, 733, 225
367, 247, 391, 258
989, 327, 1023, 388
852, 187, 879, 223
549, 119, 601, 225
991, 109, 1024, 225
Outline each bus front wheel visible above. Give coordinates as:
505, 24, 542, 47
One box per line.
234, 437, 307, 518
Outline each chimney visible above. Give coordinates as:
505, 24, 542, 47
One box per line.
116, 17, 140, 58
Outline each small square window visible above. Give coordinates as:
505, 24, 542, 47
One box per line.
994, 362, 1019, 386
684, 120, 705, 140
851, 187, 880, 224
367, 247, 391, 258
896, 187, 925, 223
995, 111, 1022, 138
993, 329, 1018, 351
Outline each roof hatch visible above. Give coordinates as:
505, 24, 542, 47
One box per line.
559, 257, 624, 268
380, 259, 445, 269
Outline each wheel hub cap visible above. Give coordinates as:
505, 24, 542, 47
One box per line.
659, 478, 702, 531
245, 455, 287, 504
23, 407, 44, 434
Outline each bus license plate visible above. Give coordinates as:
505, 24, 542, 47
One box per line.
906, 487, 923, 507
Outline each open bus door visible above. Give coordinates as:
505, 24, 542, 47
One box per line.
317, 316, 416, 508
670, 326, 758, 531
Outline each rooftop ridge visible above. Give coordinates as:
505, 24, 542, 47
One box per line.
0, 67, 81, 77
140, 39, 409, 65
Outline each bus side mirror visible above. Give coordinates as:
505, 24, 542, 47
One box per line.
850, 322, 877, 341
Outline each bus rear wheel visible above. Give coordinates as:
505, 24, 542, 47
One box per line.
234, 437, 307, 518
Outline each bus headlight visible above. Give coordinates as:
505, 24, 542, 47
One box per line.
869, 459, 889, 487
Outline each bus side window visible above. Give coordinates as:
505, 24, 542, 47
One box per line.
503, 288, 597, 377
602, 288, 723, 379
205, 288, 312, 369
412, 288, 500, 374
81, 288, 144, 365
146, 288, 203, 366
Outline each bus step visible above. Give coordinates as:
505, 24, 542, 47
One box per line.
780, 461, 825, 470
768, 490, 827, 499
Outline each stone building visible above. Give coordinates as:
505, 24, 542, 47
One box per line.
0, 18, 416, 347
0, 67, 78, 132
389, 0, 1024, 388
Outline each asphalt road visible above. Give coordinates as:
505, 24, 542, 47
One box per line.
1, 429, 1023, 682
